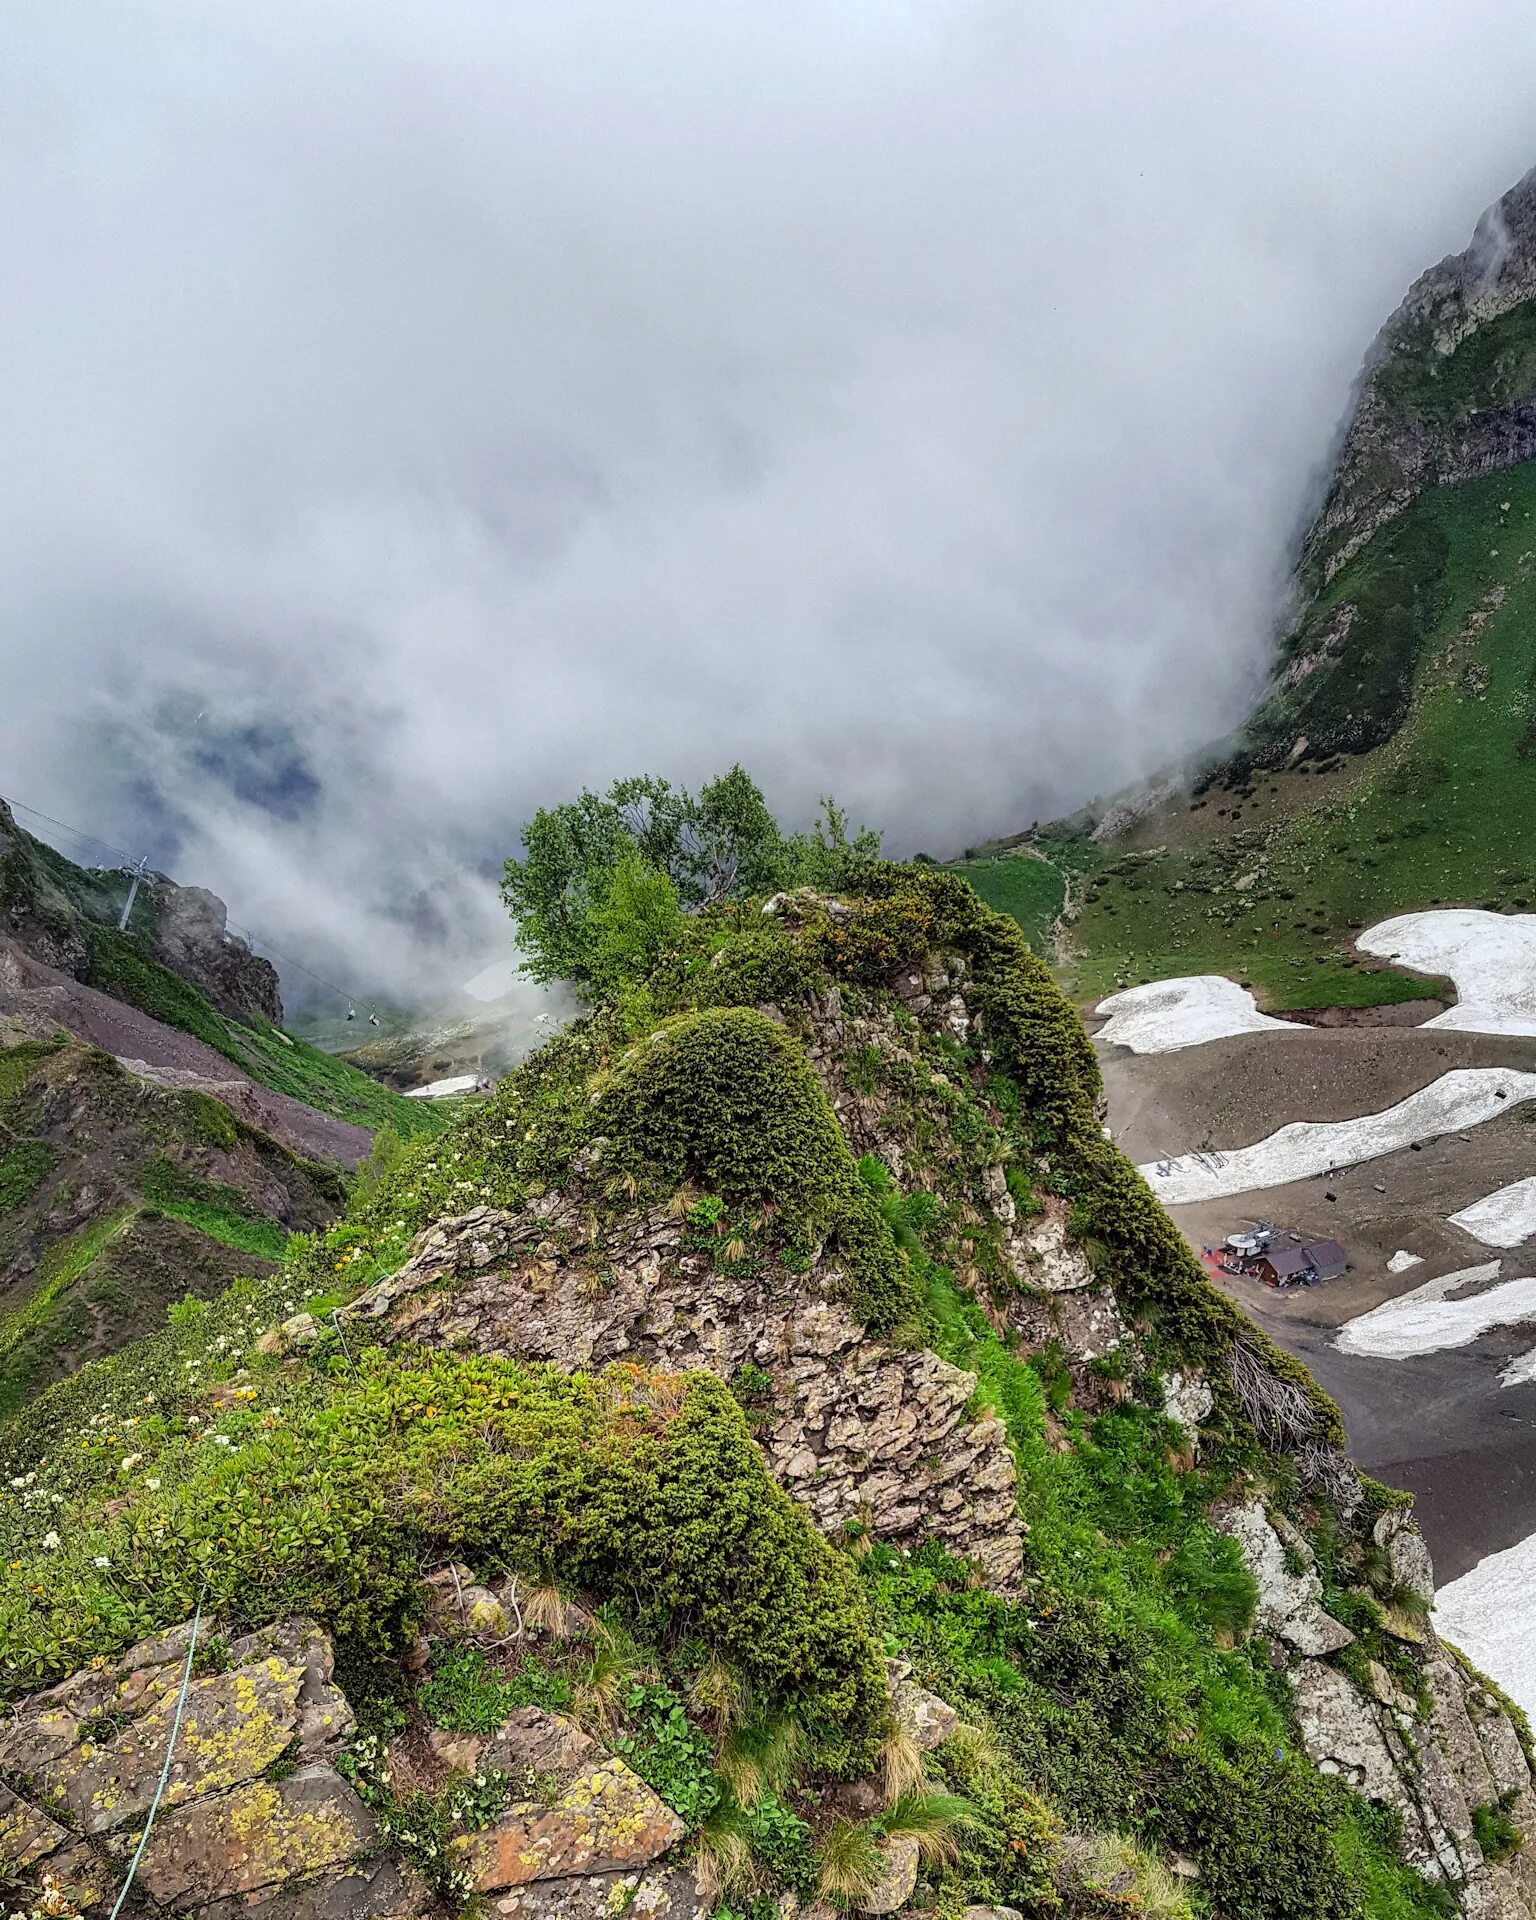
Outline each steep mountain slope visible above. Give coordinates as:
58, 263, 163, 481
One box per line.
1, 797, 444, 1137
1, 798, 281, 1027
0, 797, 453, 1415
988, 170, 1536, 1012
0, 1037, 347, 1417
0, 863, 1522, 1920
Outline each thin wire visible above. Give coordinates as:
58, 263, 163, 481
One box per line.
106, 1586, 208, 1920
5, 798, 137, 869
4, 789, 382, 1016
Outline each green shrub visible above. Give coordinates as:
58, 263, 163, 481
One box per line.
596, 1007, 922, 1335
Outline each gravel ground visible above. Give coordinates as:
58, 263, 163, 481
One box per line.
1098, 1021, 1536, 1587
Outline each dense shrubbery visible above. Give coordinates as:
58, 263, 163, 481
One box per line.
0, 1346, 884, 1769
0, 844, 1452, 1918
595, 1007, 921, 1335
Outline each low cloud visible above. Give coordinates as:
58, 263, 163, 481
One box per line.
4, 1, 1536, 1003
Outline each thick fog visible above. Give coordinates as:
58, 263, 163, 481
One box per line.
4, 1, 1536, 1003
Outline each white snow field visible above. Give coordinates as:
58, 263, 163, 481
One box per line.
1331, 1262, 1536, 1359
405, 1074, 481, 1099
1358, 909, 1536, 1034
1450, 1176, 1536, 1249
1139, 1069, 1536, 1205
1436, 1530, 1536, 1721
1387, 1250, 1424, 1274
462, 960, 520, 1003
1095, 976, 1296, 1053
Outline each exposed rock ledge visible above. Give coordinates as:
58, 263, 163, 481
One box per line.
1219, 1494, 1536, 1918
353, 1199, 1024, 1592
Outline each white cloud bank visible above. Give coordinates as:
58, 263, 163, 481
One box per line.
6, 3, 1536, 997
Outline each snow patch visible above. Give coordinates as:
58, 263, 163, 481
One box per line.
1334, 1261, 1536, 1360
1450, 1176, 1536, 1249
1436, 1530, 1536, 1722
462, 960, 521, 1003
405, 1074, 481, 1099
1140, 1069, 1536, 1204
1387, 1250, 1424, 1274
1358, 909, 1536, 1035
1095, 976, 1295, 1054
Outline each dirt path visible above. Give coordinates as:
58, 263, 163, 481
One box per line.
0, 938, 371, 1167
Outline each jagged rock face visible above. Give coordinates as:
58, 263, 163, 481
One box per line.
0, 1618, 406, 1919
356, 1201, 1025, 1591
146, 880, 283, 1028
1305, 169, 1536, 583
1292, 1653, 1536, 1917
0, 798, 282, 1029
1212, 1497, 1353, 1657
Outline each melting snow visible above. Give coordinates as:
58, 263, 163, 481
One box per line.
1095, 976, 1295, 1053
1451, 1176, 1536, 1249
1436, 1531, 1536, 1720
405, 1075, 481, 1099
462, 960, 520, 1003
1332, 1262, 1536, 1359
1387, 1250, 1424, 1274
1140, 1069, 1536, 1204
1358, 909, 1536, 1035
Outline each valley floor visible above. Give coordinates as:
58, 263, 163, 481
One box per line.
1096, 1011, 1536, 1705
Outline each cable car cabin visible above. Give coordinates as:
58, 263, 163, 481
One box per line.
1253, 1239, 1347, 1289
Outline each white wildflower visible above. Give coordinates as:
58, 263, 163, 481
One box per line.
41, 1530, 60, 1550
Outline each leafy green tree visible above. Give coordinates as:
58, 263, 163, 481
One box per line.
587, 839, 684, 995
501, 767, 879, 991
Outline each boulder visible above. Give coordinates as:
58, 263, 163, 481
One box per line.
853, 1833, 920, 1914
1161, 1371, 1214, 1442
452, 1712, 682, 1892
487, 1865, 706, 1916
188, 1855, 431, 1920
0, 1618, 353, 1836
893, 1681, 959, 1752
422, 1563, 509, 1638
135, 1765, 380, 1910
1212, 1499, 1353, 1656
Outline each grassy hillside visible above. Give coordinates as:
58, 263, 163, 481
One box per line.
0, 1038, 348, 1413
0, 865, 1454, 1919
947, 852, 1064, 955
79, 918, 447, 1136
1040, 458, 1536, 1008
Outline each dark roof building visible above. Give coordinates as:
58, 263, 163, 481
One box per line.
1254, 1238, 1348, 1286
1256, 1246, 1312, 1284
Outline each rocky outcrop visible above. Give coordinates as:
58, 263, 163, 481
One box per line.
354, 1200, 1025, 1591
145, 879, 283, 1028
1213, 1497, 1354, 1656
1304, 169, 1536, 583
0, 1618, 407, 1920
1232, 1499, 1536, 1918
0, 797, 282, 1029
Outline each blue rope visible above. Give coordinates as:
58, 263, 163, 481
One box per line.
106, 1588, 207, 1920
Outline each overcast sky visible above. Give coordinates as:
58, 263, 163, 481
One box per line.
5, 1, 1536, 1002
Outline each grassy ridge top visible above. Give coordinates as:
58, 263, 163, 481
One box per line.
0, 862, 1446, 1918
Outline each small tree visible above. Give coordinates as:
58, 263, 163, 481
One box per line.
501, 767, 880, 993
586, 839, 683, 995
